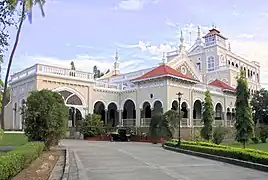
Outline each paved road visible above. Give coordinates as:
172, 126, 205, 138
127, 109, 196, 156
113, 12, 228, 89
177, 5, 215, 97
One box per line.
61, 140, 268, 180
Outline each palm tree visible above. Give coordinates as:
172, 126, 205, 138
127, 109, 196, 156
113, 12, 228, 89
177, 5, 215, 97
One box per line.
0, 0, 45, 129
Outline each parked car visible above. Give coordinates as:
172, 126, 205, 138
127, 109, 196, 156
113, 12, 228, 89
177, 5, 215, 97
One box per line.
109, 128, 132, 141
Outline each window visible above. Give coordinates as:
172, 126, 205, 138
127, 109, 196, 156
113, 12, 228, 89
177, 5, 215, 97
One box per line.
196, 62, 201, 71
207, 56, 215, 71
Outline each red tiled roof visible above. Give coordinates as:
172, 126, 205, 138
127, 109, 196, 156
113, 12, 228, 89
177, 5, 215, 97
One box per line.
203, 28, 228, 40
133, 64, 197, 82
209, 79, 235, 92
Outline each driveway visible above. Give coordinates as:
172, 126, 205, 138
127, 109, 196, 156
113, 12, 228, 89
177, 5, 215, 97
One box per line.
61, 140, 268, 180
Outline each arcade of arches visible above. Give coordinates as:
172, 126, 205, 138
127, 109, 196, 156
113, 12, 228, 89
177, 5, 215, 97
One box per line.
55, 89, 235, 128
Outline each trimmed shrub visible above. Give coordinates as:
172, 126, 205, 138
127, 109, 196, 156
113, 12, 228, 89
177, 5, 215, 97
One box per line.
251, 136, 259, 144
165, 140, 268, 165
0, 142, 44, 180
259, 125, 268, 143
80, 113, 105, 138
212, 126, 228, 144
24, 90, 68, 150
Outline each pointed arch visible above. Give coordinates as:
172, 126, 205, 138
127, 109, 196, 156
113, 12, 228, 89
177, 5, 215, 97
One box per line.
121, 98, 136, 110
52, 87, 86, 106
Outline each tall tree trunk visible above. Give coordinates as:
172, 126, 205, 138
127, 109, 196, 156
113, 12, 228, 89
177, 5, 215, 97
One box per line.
0, 2, 25, 129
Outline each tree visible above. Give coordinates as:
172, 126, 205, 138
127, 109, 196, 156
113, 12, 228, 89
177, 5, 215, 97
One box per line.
162, 110, 179, 139
235, 70, 254, 148
251, 88, 268, 125
149, 113, 163, 139
93, 65, 104, 78
1, 0, 46, 129
23, 89, 68, 150
80, 113, 105, 138
201, 90, 214, 141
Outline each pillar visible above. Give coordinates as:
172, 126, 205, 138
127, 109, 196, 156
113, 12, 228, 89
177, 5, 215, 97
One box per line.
136, 108, 141, 127
118, 109, 122, 126
187, 108, 191, 127
105, 109, 108, 125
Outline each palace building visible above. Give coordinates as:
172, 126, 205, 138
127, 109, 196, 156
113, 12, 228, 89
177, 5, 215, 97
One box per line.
4, 26, 261, 137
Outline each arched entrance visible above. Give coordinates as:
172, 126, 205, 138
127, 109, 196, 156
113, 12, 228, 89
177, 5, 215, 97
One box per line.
107, 102, 118, 127
122, 99, 136, 127
141, 102, 151, 127
93, 101, 106, 123
193, 100, 202, 126
58, 90, 85, 129
215, 103, 223, 126
152, 100, 163, 115
171, 100, 178, 111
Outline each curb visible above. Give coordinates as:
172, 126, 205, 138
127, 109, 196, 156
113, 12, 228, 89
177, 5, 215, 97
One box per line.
61, 148, 70, 180
162, 144, 268, 173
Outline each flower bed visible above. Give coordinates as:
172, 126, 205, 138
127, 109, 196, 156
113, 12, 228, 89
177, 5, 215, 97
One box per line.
164, 140, 268, 165
0, 142, 45, 180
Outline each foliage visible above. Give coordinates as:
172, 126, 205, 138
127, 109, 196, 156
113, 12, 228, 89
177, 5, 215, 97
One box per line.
1, 0, 46, 129
0, 133, 28, 146
162, 110, 179, 139
259, 125, 268, 143
164, 142, 268, 165
80, 113, 105, 138
235, 70, 254, 148
212, 126, 228, 144
251, 88, 268, 125
251, 136, 259, 144
93, 65, 104, 78
23, 89, 68, 150
0, 0, 16, 60
149, 113, 163, 139
201, 90, 214, 141
0, 141, 44, 180
0, 128, 3, 141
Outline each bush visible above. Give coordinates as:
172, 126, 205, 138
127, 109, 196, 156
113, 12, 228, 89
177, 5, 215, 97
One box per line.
259, 125, 268, 143
212, 126, 228, 144
24, 90, 68, 150
149, 113, 163, 139
80, 114, 105, 138
0, 128, 3, 141
0, 142, 44, 180
179, 144, 268, 165
251, 136, 259, 144
165, 140, 268, 156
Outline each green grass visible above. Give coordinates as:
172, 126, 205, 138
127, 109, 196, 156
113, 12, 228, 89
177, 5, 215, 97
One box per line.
0, 133, 28, 146
226, 142, 268, 152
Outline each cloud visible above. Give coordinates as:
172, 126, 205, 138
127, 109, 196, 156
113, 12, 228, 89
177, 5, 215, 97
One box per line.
114, 0, 160, 11
236, 34, 255, 39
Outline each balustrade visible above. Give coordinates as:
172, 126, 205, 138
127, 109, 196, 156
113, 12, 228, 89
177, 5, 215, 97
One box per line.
140, 118, 151, 127
122, 119, 136, 127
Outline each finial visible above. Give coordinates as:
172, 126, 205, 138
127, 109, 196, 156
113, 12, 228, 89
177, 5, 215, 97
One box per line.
115, 49, 119, 62
180, 29, 184, 44
197, 25, 201, 38
162, 52, 167, 64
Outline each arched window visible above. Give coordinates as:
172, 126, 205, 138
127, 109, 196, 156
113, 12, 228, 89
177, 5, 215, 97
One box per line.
207, 56, 215, 72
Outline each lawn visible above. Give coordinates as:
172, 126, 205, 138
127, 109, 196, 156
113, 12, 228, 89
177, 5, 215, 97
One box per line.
226, 142, 268, 152
0, 133, 28, 147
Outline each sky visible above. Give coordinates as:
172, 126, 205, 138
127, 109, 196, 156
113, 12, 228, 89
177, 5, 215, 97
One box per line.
2, 0, 268, 88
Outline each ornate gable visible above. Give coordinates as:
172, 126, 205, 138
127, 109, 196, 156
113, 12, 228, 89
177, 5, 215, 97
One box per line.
167, 55, 202, 82
188, 44, 204, 55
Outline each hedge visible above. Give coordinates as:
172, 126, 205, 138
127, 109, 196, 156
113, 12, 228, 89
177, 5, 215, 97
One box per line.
166, 139, 268, 156
165, 140, 268, 165
0, 142, 44, 180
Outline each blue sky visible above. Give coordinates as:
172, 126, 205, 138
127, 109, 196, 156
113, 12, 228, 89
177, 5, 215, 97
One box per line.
3, 0, 268, 87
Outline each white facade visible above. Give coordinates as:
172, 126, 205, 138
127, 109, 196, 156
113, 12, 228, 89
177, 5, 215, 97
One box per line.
4, 27, 261, 138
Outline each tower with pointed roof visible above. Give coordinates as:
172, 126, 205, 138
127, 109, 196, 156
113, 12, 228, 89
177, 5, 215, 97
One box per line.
203, 26, 228, 48
113, 49, 120, 76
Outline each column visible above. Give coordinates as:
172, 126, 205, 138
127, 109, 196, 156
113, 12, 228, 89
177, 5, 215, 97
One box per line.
118, 109, 122, 127
187, 108, 191, 127
136, 108, 141, 127
105, 109, 108, 125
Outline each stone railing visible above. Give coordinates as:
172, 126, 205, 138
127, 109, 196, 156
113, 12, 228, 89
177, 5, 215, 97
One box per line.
122, 119, 136, 127
140, 118, 151, 127
94, 81, 120, 90
10, 64, 95, 82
